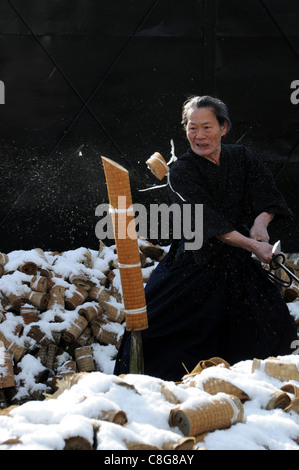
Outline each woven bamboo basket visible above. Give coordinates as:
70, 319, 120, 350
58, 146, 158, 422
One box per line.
183, 357, 230, 380
95, 324, 121, 348
169, 394, 244, 437
78, 304, 104, 322
75, 346, 95, 372
20, 304, 39, 324
201, 377, 249, 402
0, 347, 15, 389
162, 437, 195, 451
97, 409, 128, 425
101, 156, 148, 331
69, 274, 93, 292
63, 436, 93, 451
146, 152, 168, 180
265, 390, 291, 410
18, 262, 38, 275
25, 290, 49, 310
0, 253, 8, 266
0, 332, 26, 363
5, 293, 23, 312
37, 346, 47, 366
281, 383, 299, 413
252, 358, 299, 382
74, 326, 92, 347
45, 343, 58, 370
47, 285, 65, 310
26, 324, 52, 347
90, 316, 107, 340
88, 286, 111, 303
42, 270, 61, 290
30, 275, 48, 293
60, 360, 77, 375
101, 301, 125, 323
65, 286, 88, 310
283, 285, 299, 302
124, 440, 162, 451
62, 315, 88, 343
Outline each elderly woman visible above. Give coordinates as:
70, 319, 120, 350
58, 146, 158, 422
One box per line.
114, 95, 297, 381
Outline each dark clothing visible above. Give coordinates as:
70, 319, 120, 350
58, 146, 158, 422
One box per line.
114, 144, 297, 381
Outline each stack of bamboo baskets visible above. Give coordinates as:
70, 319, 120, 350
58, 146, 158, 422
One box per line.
0, 239, 165, 407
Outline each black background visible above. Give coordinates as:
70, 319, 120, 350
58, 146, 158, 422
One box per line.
0, 0, 299, 253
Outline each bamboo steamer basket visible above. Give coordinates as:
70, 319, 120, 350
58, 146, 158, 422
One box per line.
47, 285, 65, 310
62, 316, 88, 343
201, 377, 249, 402
265, 390, 291, 410
75, 346, 95, 372
20, 304, 39, 324
252, 358, 299, 382
0, 347, 15, 389
169, 394, 244, 437
65, 286, 88, 310
0, 253, 9, 266
101, 301, 125, 323
30, 275, 48, 293
101, 156, 148, 331
18, 262, 38, 275
78, 304, 104, 322
146, 152, 168, 180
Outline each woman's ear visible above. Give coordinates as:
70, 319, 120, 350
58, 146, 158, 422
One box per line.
221, 121, 228, 137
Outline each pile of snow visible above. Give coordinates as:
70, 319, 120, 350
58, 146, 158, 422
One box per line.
0, 356, 299, 450
0, 245, 298, 450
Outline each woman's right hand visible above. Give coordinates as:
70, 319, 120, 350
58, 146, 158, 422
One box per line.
251, 240, 275, 264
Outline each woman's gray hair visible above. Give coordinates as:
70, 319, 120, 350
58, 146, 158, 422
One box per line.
181, 95, 232, 132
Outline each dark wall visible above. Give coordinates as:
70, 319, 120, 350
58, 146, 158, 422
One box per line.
0, 0, 298, 253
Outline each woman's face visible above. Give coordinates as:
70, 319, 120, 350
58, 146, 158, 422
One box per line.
186, 107, 227, 162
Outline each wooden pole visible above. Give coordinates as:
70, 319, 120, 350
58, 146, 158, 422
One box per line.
101, 157, 148, 374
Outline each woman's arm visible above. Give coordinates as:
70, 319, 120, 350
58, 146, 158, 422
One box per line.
217, 230, 275, 264
249, 212, 274, 242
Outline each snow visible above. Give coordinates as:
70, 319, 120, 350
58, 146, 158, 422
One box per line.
0, 245, 298, 450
